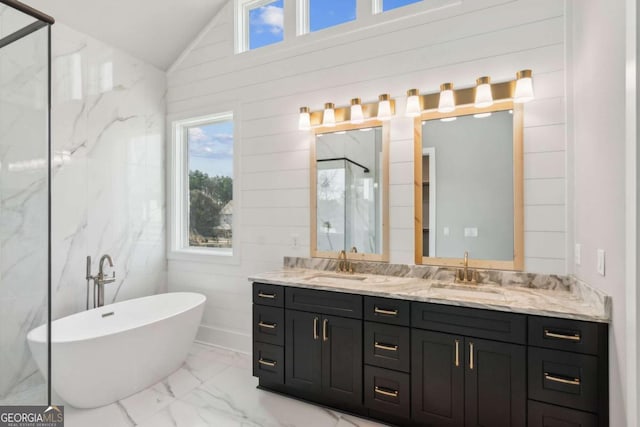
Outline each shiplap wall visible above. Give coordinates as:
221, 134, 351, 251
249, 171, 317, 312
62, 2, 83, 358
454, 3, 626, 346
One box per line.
166, 0, 567, 352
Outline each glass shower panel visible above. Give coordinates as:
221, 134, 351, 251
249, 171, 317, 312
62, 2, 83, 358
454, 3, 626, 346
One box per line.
0, 18, 49, 405
317, 160, 346, 252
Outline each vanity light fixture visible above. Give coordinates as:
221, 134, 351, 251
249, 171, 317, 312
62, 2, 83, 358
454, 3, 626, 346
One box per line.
437, 83, 456, 113
514, 69, 534, 103
474, 76, 493, 108
377, 94, 393, 121
350, 98, 364, 124
298, 107, 311, 130
405, 89, 421, 117
323, 103, 336, 127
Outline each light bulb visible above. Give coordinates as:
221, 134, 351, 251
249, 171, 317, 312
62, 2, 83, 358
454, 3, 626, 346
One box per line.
377, 94, 392, 121
350, 98, 364, 124
405, 89, 421, 117
323, 102, 336, 127
298, 106, 311, 130
474, 76, 493, 108
514, 69, 534, 103
438, 83, 455, 113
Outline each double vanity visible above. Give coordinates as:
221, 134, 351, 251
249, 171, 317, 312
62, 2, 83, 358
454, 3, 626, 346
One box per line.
250, 261, 610, 427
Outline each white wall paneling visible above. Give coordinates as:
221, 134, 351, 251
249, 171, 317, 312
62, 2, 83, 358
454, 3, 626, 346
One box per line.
166, 0, 569, 356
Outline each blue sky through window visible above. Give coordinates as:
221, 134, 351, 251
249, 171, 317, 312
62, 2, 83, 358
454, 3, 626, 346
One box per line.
249, 0, 284, 50
310, 0, 356, 32
383, 0, 421, 12
188, 121, 234, 177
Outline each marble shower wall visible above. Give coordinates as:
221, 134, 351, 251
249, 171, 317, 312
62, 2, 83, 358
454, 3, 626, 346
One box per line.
0, 22, 167, 401
51, 23, 167, 319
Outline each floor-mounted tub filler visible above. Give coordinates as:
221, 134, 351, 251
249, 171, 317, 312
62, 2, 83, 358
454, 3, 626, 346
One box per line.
27, 292, 206, 408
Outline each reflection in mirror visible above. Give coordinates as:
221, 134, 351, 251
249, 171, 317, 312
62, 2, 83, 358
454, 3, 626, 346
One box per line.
422, 111, 513, 260
415, 104, 523, 270
316, 128, 382, 254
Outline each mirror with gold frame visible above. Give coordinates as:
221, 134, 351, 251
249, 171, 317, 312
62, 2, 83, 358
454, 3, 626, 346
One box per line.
414, 101, 524, 270
311, 121, 390, 261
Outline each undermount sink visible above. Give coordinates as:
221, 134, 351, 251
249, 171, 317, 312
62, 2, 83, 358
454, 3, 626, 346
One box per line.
304, 273, 368, 281
430, 282, 506, 301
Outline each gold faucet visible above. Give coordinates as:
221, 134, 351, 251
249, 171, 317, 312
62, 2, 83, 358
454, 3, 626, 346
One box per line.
336, 250, 347, 273
456, 251, 478, 284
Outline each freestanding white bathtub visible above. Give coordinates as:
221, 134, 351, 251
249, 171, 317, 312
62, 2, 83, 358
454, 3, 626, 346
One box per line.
27, 292, 206, 408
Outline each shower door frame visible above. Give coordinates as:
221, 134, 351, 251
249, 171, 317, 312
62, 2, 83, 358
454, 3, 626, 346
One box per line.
0, 0, 54, 407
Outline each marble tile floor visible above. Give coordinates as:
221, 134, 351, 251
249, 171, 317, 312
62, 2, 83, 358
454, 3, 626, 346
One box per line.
63, 343, 388, 427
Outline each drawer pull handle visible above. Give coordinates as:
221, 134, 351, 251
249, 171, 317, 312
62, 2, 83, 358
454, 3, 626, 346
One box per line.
323, 319, 329, 341
313, 317, 319, 340
374, 342, 398, 352
544, 373, 581, 386
544, 329, 581, 341
258, 358, 277, 367
469, 342, 474, 370
258, 292, 276, 299
374, 307, 398, 316
455, 339, 460, 367
258, 321, 277, 329
375, 386, 399, 398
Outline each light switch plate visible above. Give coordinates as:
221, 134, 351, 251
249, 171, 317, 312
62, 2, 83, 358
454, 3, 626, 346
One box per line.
443, 227, 450, 236
575, 243, 581, 265
597, 249, 605, 276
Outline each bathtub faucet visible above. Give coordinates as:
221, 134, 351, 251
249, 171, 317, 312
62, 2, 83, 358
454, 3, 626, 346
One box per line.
86, 254, 116, 308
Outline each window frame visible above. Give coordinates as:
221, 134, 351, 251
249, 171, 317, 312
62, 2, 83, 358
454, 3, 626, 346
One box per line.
235, 0, 285, 53
169, 111, 239, 263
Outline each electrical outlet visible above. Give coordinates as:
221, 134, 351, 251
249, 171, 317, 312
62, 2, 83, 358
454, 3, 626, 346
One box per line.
464, 227, 478, 237
597, 249, 606, 276
575, 243, 581, 265
291, 234, 299, 248
443, 227, 450, 236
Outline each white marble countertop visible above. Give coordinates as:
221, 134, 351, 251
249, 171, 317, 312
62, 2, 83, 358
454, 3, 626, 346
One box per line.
249, 268, 611, 323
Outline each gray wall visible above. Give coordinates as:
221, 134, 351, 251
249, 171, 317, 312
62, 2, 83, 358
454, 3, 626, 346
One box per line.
423, 111, 513, 261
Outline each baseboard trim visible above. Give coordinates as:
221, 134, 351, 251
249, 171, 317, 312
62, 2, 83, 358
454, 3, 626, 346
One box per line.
195, 324, 251, 354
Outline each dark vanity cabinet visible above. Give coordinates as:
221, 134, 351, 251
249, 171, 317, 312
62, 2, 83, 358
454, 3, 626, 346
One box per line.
252, 282, 609, 427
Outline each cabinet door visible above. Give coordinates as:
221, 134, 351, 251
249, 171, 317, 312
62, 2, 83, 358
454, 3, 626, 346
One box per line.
321, 314, 363, 407
285, 310, 322, 395
411, 329, 465, 426
465, 338, 526, 427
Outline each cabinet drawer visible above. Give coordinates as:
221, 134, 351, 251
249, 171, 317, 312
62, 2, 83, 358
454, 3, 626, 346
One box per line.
285, 287, 362, 319
528, 347, 599, 413
528, 401, 598, 427
253, 283, 284, 308
364, 297, 410, 326
253, 305, 284, 346
253, 342, 284, 384
529, 316, 606, 356
411, 302, 526, 344
364, 366, 410, 420
364, 322, 410, 372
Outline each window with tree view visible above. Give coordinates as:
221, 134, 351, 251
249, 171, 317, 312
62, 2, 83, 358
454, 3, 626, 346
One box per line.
187, 118, 234, 250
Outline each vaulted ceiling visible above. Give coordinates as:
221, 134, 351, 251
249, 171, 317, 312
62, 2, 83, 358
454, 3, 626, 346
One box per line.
24, 0, 228, 70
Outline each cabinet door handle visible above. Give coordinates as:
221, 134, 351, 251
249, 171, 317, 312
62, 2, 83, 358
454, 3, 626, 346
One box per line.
323, 319, 329, 341
313, 317, 319, 340
258, 321, 277, 329
375, 386, 399, 398
374, 307, 398, 316
257, 292, 276, 299
544, 373, 581, 386
455, 339, 460, 367
374, 342, 398, 352
258, 358, 277, 367
469, 342, 474, 370
544, 329, 581, 342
